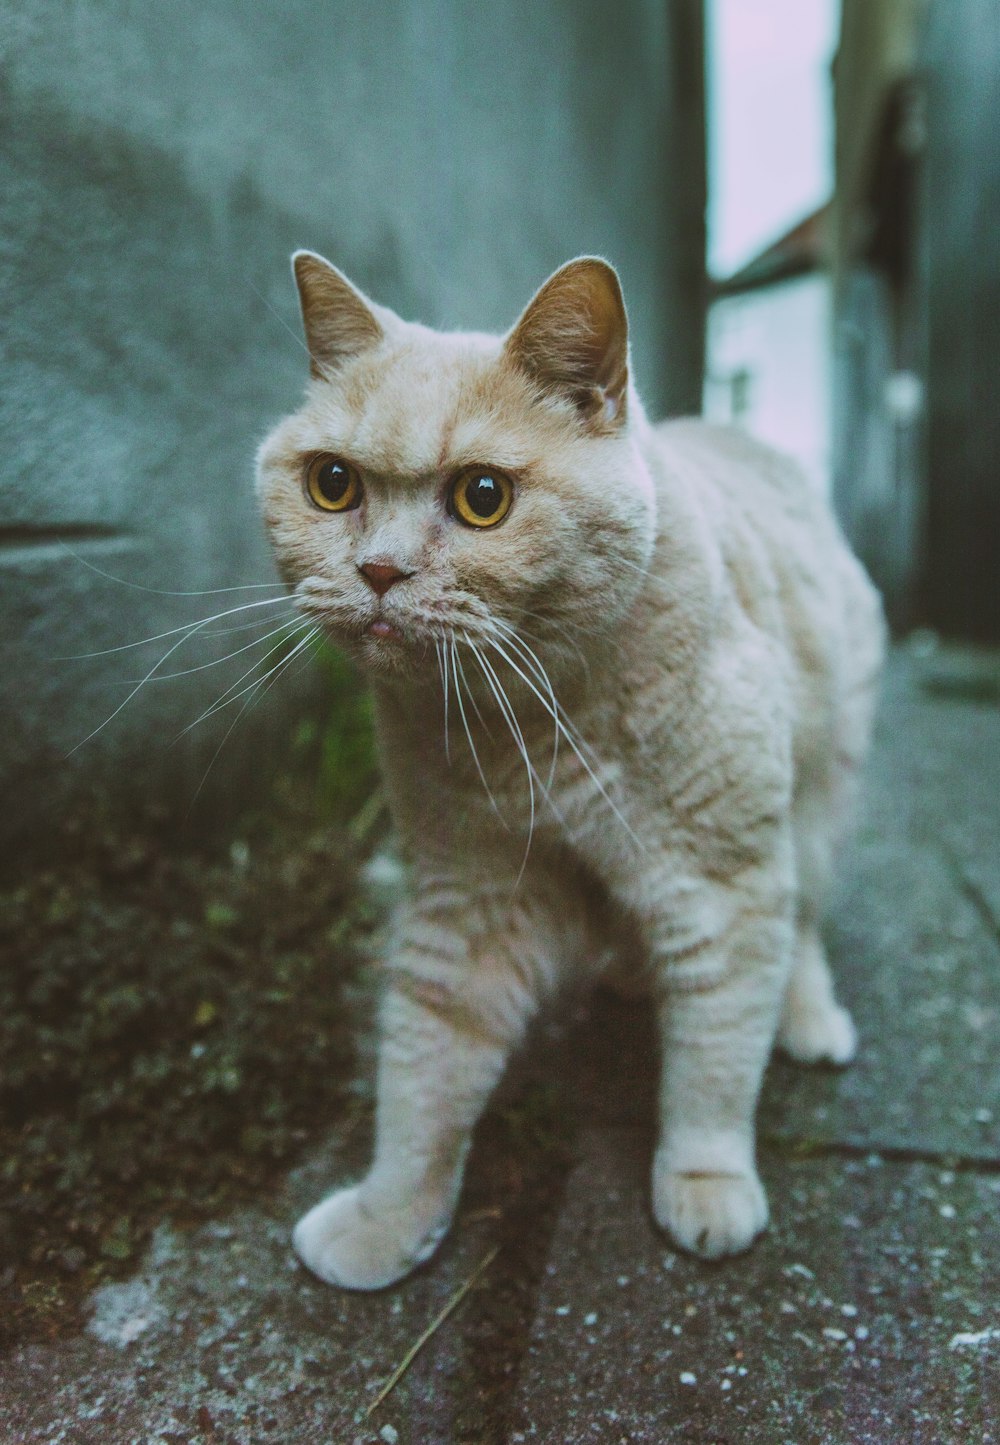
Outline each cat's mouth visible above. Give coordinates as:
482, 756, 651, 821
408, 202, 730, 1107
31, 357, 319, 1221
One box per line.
295, 577, 424, 664
295, 575, 507, 674
367, 619, 404, 643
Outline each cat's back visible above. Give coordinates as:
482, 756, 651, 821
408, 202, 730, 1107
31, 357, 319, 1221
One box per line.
645, 418, 884, 726
651, 418, 880, 635
653, 418, 831, 548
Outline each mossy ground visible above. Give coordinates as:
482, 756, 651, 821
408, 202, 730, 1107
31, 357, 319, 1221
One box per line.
0, 652, 384, 1347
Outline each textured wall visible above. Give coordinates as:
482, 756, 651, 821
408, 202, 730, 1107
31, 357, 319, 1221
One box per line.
833, 0, 1000, 639
920, 0, 1000, 639
833, 0, 926, 284
0, 0, 705, 851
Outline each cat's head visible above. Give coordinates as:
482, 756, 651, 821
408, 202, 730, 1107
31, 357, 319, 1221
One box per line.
256, 252, 657, 683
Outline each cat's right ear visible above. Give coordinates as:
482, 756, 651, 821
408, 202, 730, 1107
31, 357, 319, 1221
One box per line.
291, 251, 388, 379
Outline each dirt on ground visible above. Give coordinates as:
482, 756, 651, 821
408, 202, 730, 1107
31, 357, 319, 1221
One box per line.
0, 781, 386, 1348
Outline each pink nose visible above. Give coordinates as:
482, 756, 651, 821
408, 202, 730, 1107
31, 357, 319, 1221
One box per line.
358, 561, 411, 596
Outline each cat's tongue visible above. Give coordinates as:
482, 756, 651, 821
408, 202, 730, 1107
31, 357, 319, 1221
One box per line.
368, 620, 403, 642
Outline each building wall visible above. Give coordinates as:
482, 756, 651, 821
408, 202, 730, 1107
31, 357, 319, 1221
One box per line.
833, 0, 1000, 639
832, 0, 927, 631
920, 0, 1000, 639
832, 265, 925, 625
833, 0, 926, 287
705, 273, 832, 493
0, 0, 706, 852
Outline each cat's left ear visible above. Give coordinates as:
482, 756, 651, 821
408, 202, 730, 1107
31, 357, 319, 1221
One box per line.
504, 257, 630, 432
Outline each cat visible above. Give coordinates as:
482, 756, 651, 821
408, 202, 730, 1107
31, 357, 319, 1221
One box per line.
256, 251, 885, 1290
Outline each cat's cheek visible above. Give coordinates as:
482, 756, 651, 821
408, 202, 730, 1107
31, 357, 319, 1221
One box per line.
271, 552, 299, 589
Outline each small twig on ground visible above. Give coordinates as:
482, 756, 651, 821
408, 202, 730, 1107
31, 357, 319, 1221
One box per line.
349, 788, 387, 845
939, 838, 1000, 942
364, 1245, 501, 1419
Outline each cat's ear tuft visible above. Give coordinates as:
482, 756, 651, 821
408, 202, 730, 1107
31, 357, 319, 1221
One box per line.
291, 250, 386, 380
504, 257, 630, 431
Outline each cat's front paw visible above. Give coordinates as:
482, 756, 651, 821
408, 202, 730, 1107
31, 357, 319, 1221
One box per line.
292, 1185, 447, 1291
653, 1168, 768, 1260
777, 999, 857, 1066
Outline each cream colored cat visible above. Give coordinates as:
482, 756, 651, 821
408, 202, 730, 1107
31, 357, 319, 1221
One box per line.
256, 252, 885, 1290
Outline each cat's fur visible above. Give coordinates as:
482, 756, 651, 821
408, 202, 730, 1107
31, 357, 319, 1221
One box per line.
256, 253, 885, 1289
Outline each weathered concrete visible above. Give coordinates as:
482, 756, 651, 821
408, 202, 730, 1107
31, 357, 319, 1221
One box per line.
1, 645, 996, 1444
834, 0, 1000, 640
0, 0, 706, 853
513, 1138, 998, 1444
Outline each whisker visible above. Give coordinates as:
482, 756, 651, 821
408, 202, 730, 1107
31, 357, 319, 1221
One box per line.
237, 626, 322, 718
515, 606, 603, 657
177, 621, 315, 735
489, 626, 599, 768
189, 626, 321, 804
248, 277, 336, 382
437, 636, 451, 763
121, 616, 303, 683
610, 553, 655, 580
451, 639, 506, 824
470, 639, 565, 827
484, 633, 642, 850
189, 684, 263, 807
488, 620, 560, 791
470, 642, 537, 872
59, 542, 291, 599
489, 622, 610, 776
58, 594, 297, 661
453, 641, 493, 739
200, 612, 304, 639
66, 609, 290, 756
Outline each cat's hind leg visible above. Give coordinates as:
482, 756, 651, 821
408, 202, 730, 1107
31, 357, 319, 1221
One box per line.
293, 881, 564, 1290
777, 755, 859, 1066
779, 606, 882, 1066
776, 920, 857, 1065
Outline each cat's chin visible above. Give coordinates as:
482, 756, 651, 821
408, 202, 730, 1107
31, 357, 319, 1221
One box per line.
360, 631, 408, 671
353, 625, 432, 682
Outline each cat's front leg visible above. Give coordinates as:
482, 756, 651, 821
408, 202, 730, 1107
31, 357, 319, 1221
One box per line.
293, 886, 552, 1290
650, 869, 794, 1260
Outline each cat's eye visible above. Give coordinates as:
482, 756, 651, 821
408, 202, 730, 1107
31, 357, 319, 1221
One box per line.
305, 455, 362, 512
448, 466, 514, 528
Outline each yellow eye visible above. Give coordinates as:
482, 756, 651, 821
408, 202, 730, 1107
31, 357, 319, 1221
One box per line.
449, 466, 514, 528
305, 455, 362, 512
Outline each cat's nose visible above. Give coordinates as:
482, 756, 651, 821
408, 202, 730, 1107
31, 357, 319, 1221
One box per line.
357, 561, 413, 596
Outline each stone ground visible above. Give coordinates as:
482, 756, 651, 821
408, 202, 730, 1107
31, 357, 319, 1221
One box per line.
2, 642, 998, 1445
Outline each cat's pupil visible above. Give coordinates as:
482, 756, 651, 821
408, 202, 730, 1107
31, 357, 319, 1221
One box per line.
466, 473, 501, 518
317, 461, 350, 503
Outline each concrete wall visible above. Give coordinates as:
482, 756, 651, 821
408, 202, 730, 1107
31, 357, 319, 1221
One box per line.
832, 0, 927, 287
920, 0, 1000, 640
0, 1, 706, 853
833, 0, 1000, 639
832, 0, 928, 632
831, 264, 926, 628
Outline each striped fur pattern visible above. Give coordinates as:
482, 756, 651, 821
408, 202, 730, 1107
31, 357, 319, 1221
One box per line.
256, 254, 885, 1289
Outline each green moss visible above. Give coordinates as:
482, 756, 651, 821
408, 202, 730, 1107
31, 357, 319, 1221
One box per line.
294, 642, 379, 822
0, 789, 381, 1344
